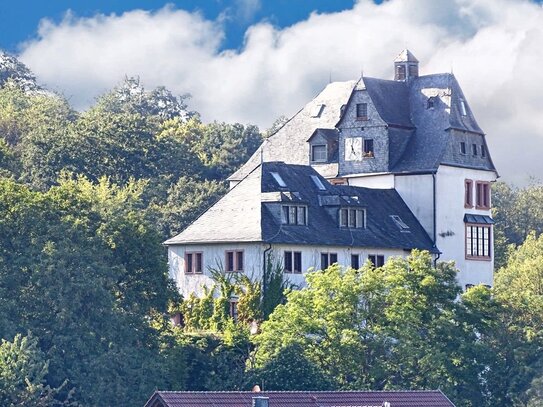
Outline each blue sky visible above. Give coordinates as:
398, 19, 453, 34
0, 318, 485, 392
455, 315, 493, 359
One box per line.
1, 0, 543, 182
0, 0, 361, 53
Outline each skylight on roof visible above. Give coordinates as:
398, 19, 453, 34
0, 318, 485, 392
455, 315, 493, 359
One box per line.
390, 215, 410, 230
459, 99, 467, 116
311, 175, 327, 191
270, 172, 286, 187
310, 104, 325, 118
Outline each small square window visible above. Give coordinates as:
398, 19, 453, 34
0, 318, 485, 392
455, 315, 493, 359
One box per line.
460, 142, 466, 155
321, 252, 338, 270
311, 145, 327, 162
356, 103, 368, 120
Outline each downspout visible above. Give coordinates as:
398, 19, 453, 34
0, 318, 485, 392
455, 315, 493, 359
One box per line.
432, 173, 440, 267
262, 244, 272, 296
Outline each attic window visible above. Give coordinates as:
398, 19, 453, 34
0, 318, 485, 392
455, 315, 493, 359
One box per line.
311, 145, 327, 162
472, 144, 478, 156
427, 97, 436, 109
396, 65, 406, 81
311, 175, 327, 191
363, 139, 374, 157
270, 172, 286, 187
459, 99, 467, 116
356, 103, 368, 120
460, 142, 466, 155
390, 215, 410, 231
310, 104, 325, 118
481, 145, 486, 158
340, 208, 366, 229
282, 205, 307, 225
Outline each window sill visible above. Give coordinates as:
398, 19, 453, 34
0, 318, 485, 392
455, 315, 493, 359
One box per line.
185, 271, 204, 275
475, 205, 491, 210
283, 270, 303, 274
225, 270, 243, 273
464, 204, 474, 209
465, 256, 492, 262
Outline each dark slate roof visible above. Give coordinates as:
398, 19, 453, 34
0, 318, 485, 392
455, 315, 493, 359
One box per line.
167, 162, 436, 253
307, 128, 339, 142
261, 163, 436, 251
363, 77, 412, 128
144, 390, 455, 407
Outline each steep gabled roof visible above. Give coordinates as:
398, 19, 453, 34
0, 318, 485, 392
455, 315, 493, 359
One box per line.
166, 162, 436, 253
228, 81, 357, 182
395, 49, 419, 62
145, 390, 455, 407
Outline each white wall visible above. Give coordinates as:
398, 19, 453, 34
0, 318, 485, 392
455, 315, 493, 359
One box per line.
168, 242, 408, 297
347, 173, 395, 189
435, 165, 496, 288
394, 173, 434, 237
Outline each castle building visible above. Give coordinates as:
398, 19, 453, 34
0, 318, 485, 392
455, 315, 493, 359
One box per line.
166, 50, 497, 302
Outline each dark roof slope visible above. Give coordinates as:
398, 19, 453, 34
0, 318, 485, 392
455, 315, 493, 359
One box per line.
261, 163, 435, 251
363, 77, 412, 128
145, 390, 455, 407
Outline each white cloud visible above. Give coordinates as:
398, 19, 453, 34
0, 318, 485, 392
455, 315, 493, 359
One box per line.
17, 0, 543, 184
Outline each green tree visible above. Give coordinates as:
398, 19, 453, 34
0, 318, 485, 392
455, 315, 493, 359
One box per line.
0, 333, 73, 406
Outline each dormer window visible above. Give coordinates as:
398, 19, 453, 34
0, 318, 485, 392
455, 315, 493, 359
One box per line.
282, 205, 307, 225
339, 208, 366, 229
356, 103, 368, 121
472, 144, 478, 156
481, 145, 486, 157
459, 99, 467, 116
311, 145, 327, 162
427, 97, 436, 109
270, 172, 286, 187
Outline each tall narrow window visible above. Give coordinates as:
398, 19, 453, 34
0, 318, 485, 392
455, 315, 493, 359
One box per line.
363, 139, 374, 157
351, 254, 360, 270
293, 252, 302, 273
396, 65, 406, 80
465, 179, 473, 208
284, 251, 293, 273
229, 300, 238, 322
185, 253, 193, 274
460, 142, 466, 155
472, 144, 478, 156
476, 182, 490, 209
481, 145, 486, 158
236, 251, 244, 272
356, 103, 368, 120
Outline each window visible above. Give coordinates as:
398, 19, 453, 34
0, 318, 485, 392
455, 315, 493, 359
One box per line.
311, 175, 327, 191
466, 224, 491, 259
390, 215, 409, 230
225, 250, 244, 272
459, 99, 467, 116
310, 103, 325, 118
396, 65, 406, 80
368, 254, 385, 267
282, 205, 307, 225
229, 300, 238, 322
465, 179, 473, 208
481, 145, 486, 158
339, 208, 366, 229
311, 145, 327, 162
270, 172, 286, 187
460, 142, 466, 155
356, 103, 368, 120
351, 254, 360, 269
363, 139, 374, 157
185, 252, 203, 274
472, 144, 478, 156
408, 64, 418, 77
284, 251, 302, 273
321, 252, 338, 270
427, 97, 436, 109
476, 182, 490, 209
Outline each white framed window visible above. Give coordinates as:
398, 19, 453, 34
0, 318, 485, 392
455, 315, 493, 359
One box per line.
321, 252, 338, 270
311, 145, 327, 162
282, 205, 307, 225
368, 254, 385, 267
284, 251, 302, 273
339, 208, 366, 228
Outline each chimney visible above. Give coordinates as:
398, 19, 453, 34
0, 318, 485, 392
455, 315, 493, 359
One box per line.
394, 49, 419, 81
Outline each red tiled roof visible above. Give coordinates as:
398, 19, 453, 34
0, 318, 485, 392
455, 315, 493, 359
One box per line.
144, 391, 455, 407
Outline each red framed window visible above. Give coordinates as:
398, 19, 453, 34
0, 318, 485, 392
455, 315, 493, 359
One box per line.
225, 250, 244, 272
185, 252, 203, 274
465, 179, 473, 208
476, 182, 491, 209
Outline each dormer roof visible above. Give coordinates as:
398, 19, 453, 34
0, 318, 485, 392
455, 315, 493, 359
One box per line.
395, 49, 419, 62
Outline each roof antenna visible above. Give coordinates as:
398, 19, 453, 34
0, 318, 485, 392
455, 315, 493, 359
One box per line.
329, 69, 332, 84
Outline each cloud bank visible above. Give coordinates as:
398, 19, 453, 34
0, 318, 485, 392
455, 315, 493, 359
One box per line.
17, 0, 543, 183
